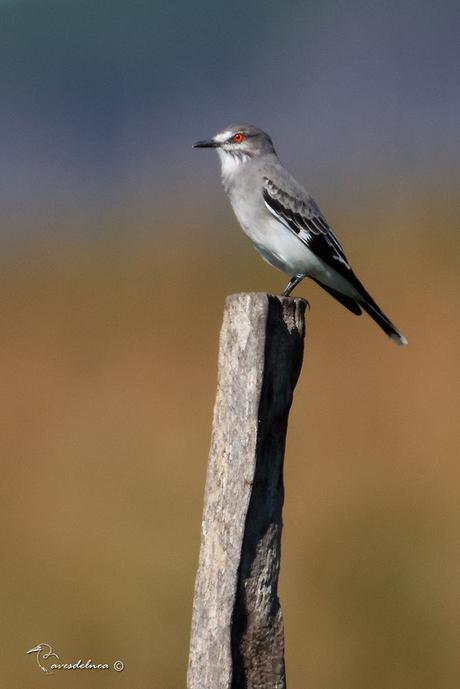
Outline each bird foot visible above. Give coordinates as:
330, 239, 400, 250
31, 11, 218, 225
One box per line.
280, 288, 310, 310
281, 275, 306, 298
283, 275, 305, 297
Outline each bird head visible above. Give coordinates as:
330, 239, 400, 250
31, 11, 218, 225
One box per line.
193, 124, 275, 162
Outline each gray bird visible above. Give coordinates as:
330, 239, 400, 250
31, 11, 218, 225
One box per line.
194, 123, 407, 346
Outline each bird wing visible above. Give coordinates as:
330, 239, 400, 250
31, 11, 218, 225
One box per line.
262, 177, 352, 278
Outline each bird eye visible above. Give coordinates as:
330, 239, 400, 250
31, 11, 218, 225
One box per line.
232, 133, 245, 143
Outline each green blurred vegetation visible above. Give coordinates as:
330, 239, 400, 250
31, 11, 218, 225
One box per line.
1, 194, 459, 688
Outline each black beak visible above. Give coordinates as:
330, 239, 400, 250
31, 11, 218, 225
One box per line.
193, 138, 218, 148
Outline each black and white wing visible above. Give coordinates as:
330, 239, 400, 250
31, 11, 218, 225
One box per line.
262, 178, 408, 344
262, 177, 352, 278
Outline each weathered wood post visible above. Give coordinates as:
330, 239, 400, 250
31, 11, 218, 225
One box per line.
187, 292, 307, 689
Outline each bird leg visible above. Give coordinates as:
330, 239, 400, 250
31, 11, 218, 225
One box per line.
282, 274, 305, 297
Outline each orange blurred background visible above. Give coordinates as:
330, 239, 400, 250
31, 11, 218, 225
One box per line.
2, 192, 459, 688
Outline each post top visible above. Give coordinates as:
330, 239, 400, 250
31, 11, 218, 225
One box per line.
223, 293, 307, 336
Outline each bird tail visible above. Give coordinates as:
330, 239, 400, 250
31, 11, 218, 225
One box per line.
335, 267, 408, 346
314, 275, 408, 346
359, 295, 407, 346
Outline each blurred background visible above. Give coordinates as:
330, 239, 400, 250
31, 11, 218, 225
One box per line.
1, 0, 459, 687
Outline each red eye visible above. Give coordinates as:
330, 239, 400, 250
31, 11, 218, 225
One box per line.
232, 132, 245, 143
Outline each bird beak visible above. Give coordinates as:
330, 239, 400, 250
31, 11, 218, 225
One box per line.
27, 646, 42, 654
193, 138, 219, 148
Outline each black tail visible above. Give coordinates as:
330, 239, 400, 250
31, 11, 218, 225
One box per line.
312, 279, 363, 315
360, 298, 407, 346
352, 273, 408, 346
315, 274, 408, 346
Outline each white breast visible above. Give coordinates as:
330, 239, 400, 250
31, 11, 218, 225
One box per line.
218, 149, 251, 185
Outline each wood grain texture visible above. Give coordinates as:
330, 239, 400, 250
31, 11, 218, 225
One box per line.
187, 293, 306, 689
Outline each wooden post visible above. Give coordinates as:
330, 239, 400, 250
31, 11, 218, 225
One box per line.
187, 293, 307, 689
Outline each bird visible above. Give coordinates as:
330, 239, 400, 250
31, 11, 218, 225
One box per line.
194, 123, 407, 346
